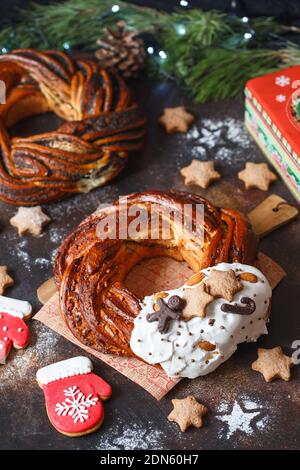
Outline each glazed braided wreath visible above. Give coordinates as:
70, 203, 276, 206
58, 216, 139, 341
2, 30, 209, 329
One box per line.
0, 49, 146, 205
54, 190, 258, 357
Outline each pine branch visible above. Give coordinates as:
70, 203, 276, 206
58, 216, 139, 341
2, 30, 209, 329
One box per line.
184, 48, 280, 103
167, 10, 231, 48
0, 0, 167, 51
279, 44, 300, 65
0, 0, 300, 104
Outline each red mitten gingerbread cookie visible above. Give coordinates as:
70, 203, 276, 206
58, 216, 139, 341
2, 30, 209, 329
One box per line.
36, 356, 112, 437
0, 295, 32, 364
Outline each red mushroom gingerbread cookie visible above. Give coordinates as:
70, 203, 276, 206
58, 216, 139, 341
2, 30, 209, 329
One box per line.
0, 295, 32, 364
36, 356, 112, 437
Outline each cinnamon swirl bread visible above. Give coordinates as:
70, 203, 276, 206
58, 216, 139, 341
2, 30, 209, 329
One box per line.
54, 191, 258, 357
0, 49, 146, 205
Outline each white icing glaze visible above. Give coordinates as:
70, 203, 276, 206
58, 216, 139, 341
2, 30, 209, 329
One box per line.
36, 356, 93, 385
130, 263, 272, 379
0, 295, 32, 318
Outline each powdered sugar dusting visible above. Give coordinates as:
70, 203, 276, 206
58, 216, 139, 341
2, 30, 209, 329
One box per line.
181, 117, 254, 166
49, 227, 67, 244
0, 324, 60, 389
35, 257, 51, 267
216, 395, 272, 440
10, 239, 31, 270
95, 420, 164, 450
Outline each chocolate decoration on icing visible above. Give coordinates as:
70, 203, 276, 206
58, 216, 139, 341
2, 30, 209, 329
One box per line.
146, 295, 184, 334
167, 295, 184, 310
221, 297, 256, 315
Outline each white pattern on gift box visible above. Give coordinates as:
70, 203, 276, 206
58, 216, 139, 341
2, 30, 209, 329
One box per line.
275, 75, 290, 87
276, 94, 286, 103
55, 386, 98, 424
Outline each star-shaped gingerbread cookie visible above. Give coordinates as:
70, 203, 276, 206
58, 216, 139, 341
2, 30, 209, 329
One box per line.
204, 269, 242, 302
251, 347, 294, 382
159, 106, 195, 133
180, 160, 221, 189
182, 283, 214, 319
238, 162, 277, 191
0, 266, 14, 295
168, 396, 208, 432
10, 206, 51, 236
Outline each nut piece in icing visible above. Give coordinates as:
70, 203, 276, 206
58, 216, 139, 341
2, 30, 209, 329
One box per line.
238, 272, 258, 283
186, 272, 205, 286
199, 340, 216, 351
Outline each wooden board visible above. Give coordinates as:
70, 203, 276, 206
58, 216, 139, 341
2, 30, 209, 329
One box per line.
248, 194, 298, 237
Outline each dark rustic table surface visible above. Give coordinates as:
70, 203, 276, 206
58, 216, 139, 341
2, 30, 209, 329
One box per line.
0, 78, 299, 450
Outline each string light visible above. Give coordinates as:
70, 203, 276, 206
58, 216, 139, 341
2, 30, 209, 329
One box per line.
147, 46, 154, 54
158, 50, 167, 60
63, 42, 71, 50
1, 48, 8, 54
241, 16, 249, 23
111, 4, 120, 13
176, 24, 187, 35
244, 32, 253, 40
179, 0, 189, 7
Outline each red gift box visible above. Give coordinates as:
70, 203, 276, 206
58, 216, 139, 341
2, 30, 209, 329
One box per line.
245, 66, 300, 201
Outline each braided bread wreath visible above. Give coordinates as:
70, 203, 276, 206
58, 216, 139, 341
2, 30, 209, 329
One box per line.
54, 191, 272, 378
0, 49, 146, 205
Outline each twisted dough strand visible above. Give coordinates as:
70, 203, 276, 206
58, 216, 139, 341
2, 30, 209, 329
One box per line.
0, 49, 146, 205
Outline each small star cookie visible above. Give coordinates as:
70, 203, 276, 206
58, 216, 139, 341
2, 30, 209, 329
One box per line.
0, 266, 14, 295
204, 269, 242, 302
251, 347, 294, 382
10, 206, 51, 236
182, 283, 214, 319
159, 106, 194, 133
238, 162, 277, 191
168, 396, 208, 432
180, 160, 221, 189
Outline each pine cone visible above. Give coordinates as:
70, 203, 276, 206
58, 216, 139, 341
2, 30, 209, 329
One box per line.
95, 21, 146, 78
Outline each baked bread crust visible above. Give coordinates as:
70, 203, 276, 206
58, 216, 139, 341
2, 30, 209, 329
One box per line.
0, 49, 146, 205
54, 190, 258, 357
